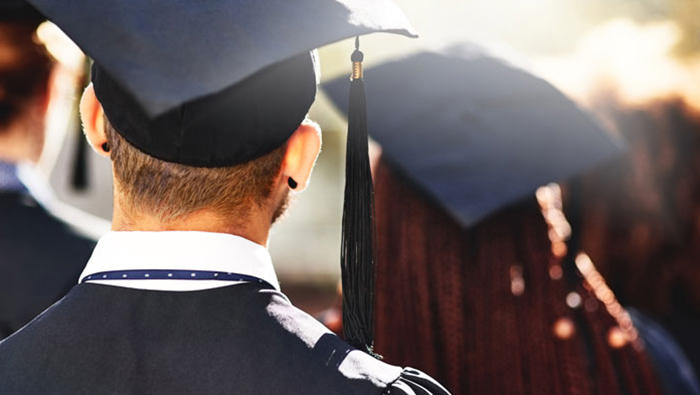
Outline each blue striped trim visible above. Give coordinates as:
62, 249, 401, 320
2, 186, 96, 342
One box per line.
81, 269, 273, 289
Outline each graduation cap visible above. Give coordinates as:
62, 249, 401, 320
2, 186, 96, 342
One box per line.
26, 0, 416, 354
323, 43, 624, 228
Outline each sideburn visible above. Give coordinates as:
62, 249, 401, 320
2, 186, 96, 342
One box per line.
271, 189, 291, 225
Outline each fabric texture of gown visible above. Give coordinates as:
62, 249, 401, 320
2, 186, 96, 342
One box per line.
0, 282, 449, 395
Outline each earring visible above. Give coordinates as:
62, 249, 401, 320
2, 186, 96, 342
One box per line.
101, 142, 110, 153
288, 177, 298, 189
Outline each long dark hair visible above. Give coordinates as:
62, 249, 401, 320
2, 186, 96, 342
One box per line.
373, 158, 660, 395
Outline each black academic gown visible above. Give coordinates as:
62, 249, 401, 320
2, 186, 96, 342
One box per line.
0, 190, 95, 339
0, 282, 450, 395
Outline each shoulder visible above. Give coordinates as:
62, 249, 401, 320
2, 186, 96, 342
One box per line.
0, 192, 95, 254
260, 289, 451, 394
0, 285, 451, 394
0, 194, 93, 337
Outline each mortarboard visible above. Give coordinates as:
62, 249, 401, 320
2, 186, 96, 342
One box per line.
323, 43, 624, 228
26, 0, 416, 355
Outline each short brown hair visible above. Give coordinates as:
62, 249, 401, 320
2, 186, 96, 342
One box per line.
104, 116, 286, 222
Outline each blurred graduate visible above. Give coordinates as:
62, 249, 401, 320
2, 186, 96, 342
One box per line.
325, 44, 696, 395
0, 0, 94, 340
0, 1, 450, 394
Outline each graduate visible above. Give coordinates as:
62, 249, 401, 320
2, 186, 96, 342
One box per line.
0, 0, 94, 340
324, 44, 670, 394
0, 1, 450, 394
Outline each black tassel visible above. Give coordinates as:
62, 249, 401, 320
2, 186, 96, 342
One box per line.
70, 131, 89, 191
341, 37, 379, 357
71, 58, 92, 191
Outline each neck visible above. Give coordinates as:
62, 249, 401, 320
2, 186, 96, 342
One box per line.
111, 195, 271, 247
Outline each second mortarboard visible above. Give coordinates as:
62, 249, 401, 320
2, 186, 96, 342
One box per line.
26, 0, 416, 355
323, 43, 624, 228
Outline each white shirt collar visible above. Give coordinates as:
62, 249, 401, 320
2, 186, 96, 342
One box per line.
80, 231, 280, 291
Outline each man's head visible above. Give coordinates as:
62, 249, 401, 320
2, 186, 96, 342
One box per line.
80, 84, 321, 238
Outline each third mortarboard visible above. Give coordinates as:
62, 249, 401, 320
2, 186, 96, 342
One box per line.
323, 43, 624, 228
26, 0, 416, 355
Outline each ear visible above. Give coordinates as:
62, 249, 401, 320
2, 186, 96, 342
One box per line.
281, 120, 322, 192
79, 83, 110, 158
